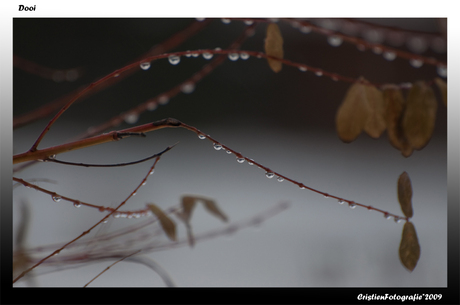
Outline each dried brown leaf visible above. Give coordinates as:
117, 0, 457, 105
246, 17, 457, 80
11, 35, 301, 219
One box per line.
181, 196, 197, 222
434, 77, 447, 107
397, 171, 413, 218
147, 203, 176, 241
264, 23, 284, 73
383, 87, 413, 157
399, 221, 420, 272
336, 78, 371, 142
402, 81, 437, 150
202, 199, 228, 222
363, 85, 386, 139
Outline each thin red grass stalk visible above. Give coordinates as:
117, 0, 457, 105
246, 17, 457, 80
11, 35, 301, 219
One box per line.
14, 118, 409, 225
13, 19, 212, 130
13, 149, 169, 284
83, 250, 142, 287
25, 46, 441, 154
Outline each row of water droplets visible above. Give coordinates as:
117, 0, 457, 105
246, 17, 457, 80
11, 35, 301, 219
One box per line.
199, 132, 404, 223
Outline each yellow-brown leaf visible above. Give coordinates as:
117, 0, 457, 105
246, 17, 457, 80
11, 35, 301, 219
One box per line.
336, 78, 371, 142
434, 77, 447, 107
402, 81, 437, 150
202, 198, 228, 222
147, 203, 176, 241
181, 196, 197, 222
397, 171, 413, 218
363, 85, 386, 138
264, 23, 284, 73
383, 87, 413, 157
399, 222, 420, 272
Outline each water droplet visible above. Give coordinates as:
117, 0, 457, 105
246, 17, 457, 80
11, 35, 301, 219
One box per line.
198, 134, 206, 140
149, 169, 155, 175
323, 194, 329, 198
240, 52, 250, 60
158, 95, 169, 105
394, 217, 402, 223
327, 35, 343, 47
363, 29, 384, 43
48, 154, 56, 160
372, 47, 382, 54
140, 61, 151, 70
265, 172, 275, 179
383, 51, 397, 61
228, 53, 239, 61
124, 113, 139, 124
181, 82, 195, 94
338, 200, 345, 205
384, 213, 391, 220
348, 202, 356, 209
202, 52, 213, 60
132, 192, 137, 196
244, 20, 254, 25
113, 213, 121, 218
236, 157, 245, 164
73, 201, 82, 208
221, 18, 231, 24
52, 195, 62, 202
98, 206, 106, 212
407, 36, 428, 53
277, 176, 284, 182
300, 25, 312, 34
141, 181, 147, 186
437, 64, 447, 78
298, 66, 307, 72
196, 18, 205, 21
226, 150, 232, 154
146, 101, 157, 111
113, 73, 120, 78
168, 55, 181, 65
247, 159, 254, 165
409, 58, 423, 68
213, 143, 222, 150
315, 71, 323, 77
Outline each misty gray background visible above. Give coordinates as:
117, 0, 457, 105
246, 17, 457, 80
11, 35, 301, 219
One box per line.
13, 18, 447, 287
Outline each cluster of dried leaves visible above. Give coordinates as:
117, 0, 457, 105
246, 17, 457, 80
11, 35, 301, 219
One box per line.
397, 171, 420, 272
148, 195, 228, 247
336, 77, 446, 157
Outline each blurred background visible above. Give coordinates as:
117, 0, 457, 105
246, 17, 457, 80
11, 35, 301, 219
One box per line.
13, 18, 447, 287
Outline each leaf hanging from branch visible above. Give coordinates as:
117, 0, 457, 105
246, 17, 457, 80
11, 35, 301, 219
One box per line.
399, 221, 420, 272
147, 203, 176, 241
397, 171, 413, 218
363, 84, 386, 139
434, 77, 447, 107
264, 23, 284, 73
401, 81, 437, 150
383, 87, 413, 157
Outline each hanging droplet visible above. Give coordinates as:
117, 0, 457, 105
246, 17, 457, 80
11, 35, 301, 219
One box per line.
124, 113, 139, 124
198, 134, 206, 140
383, 212, 391, 220
244, 20, 254, 26
394, 217, 402, 223
323, 194, 329, 198
48, 154, 56, 160
338, 200, 345, 205
158, 95, 169, 105
113, 213, 121, 218
327, 35, 343, 47
113, 73, 120, 77
221, 18, 231, 24
240, 52, 250, 60
348, 202, 356, 209
315, 71, 323, 77
407, 36, 428, 54
132, 192, 137, 196
73, 201, 82, 208
141, 181, 147, 186
228, 53, 239, 61
236, 157, 245, 164
300, 25, 312, 34
226, 150, 232, 154
181, 82, 195, 94
202, 52, 213, 60
168, 55, 181, 65
409, 58, 423, 68
149, 169, 155, 175
277, 176, 284, 182
140, 61, 151, 70
300, 186, 306, 189
213, 143, 222, 150
437, 64, 447, 78
196, 18, 205, 21
52, 195, 62, 202
147, 101, 157, 111
298, 66, 307, 72
247, 159, 254, 165
265, 172, 275, 179
383, 51, 397, 61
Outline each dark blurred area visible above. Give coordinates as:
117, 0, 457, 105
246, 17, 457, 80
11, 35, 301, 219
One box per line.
13, 18, 447, 138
